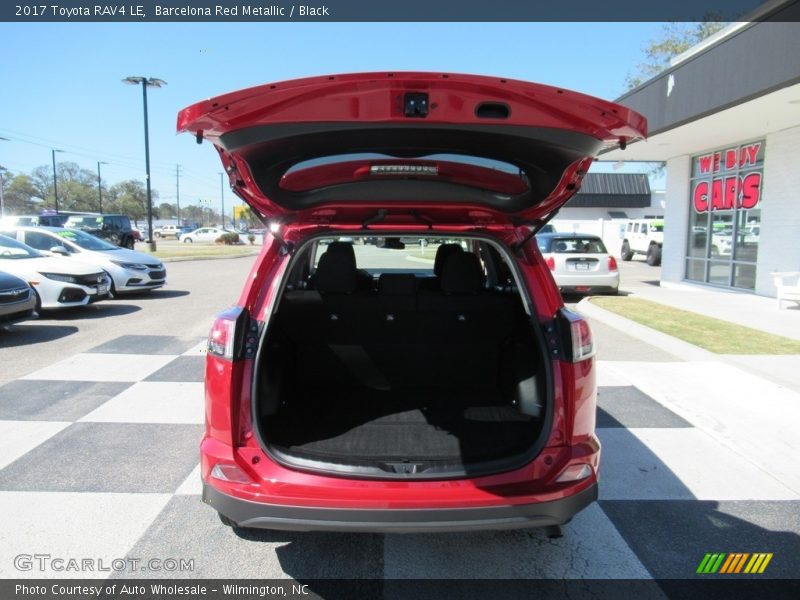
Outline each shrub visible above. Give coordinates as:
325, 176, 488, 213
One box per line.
215, 232, 240, 245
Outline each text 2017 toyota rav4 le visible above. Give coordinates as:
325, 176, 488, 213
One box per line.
179, 73, 646, 533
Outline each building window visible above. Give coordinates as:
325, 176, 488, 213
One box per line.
686, 140, 764, 290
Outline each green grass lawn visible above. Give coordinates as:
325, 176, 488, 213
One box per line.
139, 244, 260, 260
589, 296, 800, 355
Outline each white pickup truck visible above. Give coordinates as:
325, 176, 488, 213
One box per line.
153, 225, 183, 239
620, 219, 663, 266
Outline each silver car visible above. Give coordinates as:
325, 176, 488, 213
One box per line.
0, 270, 37, 326
1, 227, 166, 295
537, 233, 619, 295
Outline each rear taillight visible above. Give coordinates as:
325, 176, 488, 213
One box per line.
559, 308, 595, 362
608, 256, 618, 271
208, 306, 246, 360
545, 256, 555, 271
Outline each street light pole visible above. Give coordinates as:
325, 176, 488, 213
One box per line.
51, 149, 64, 212
219, 172, 225, 229
122, 76, 166, 252
97, 161, 108, 212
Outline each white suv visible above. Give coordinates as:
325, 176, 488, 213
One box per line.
621, 219, 663, 266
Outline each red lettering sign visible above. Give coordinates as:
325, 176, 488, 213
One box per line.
698, 155, 713, 174
693, 173, 761, 213
740, 172, 761, 209
744, 143, 761, 167
693, 181, 709, 212
723, 176, 738, 209
725, 150, 737, 170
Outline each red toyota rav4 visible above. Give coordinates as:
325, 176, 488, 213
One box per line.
178, 73, 646, 533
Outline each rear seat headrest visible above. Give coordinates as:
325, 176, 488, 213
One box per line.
316, 246, 357, 294
326, 241, 357, 262
440, 252, 483, 295
379, 273, 417, 296
433, 243, 464, 277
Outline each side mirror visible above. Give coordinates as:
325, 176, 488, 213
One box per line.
50, 246, 70, 256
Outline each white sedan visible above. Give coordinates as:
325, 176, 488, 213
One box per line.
179, 227, 228, 243
537, 233, 619, 295
1, 227, 166, 295
0, 234, 111, 310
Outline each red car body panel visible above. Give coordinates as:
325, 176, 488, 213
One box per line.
183, 73, 645, 531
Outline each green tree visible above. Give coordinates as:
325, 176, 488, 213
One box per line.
1, 171, 42, 215
234, 204, 263, 229
158, 202, 178, 219
625, 21, 727, 90
30, 161, 100, 212
107, 179, 158, 226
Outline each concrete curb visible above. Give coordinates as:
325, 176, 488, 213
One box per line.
157, 251, 261, 263
575, 297, 718, 362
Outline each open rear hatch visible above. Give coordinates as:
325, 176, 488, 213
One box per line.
177, 72, 646, 228
180, 74, 645, 478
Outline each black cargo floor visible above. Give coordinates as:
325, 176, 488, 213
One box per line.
262, 388, 539, 465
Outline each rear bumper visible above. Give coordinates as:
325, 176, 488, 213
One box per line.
204, 481, 597, 533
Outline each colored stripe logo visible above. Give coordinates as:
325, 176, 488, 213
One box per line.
696, 553, 773, 574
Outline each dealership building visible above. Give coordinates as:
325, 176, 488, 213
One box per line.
603, 2, 800, 297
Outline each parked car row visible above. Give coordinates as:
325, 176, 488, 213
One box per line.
0, 226, 167, 327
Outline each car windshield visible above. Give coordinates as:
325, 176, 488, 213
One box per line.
0, 234, 41, 259
55, 229, 119, 251
540, 237, 607, 254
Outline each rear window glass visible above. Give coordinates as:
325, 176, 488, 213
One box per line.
286, 153, 520, 175
65, 216, 103, 229
539, 237, 607, 254
312, 237, 469, 274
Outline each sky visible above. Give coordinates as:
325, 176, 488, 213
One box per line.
0, 22, 667, 215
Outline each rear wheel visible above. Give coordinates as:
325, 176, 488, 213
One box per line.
646, 244, 662, 266
123, 237, 135, 249
184, 237, 193, 243
620, 241, 633, 261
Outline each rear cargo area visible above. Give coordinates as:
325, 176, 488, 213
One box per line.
254, 239, 549, 477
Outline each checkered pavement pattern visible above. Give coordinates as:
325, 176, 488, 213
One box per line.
0, 335, 797, 580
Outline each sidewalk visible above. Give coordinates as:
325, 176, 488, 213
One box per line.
577, 278, 800, 394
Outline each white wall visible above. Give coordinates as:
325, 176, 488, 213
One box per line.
661, 155, 692, 284
756, 125, 800, 295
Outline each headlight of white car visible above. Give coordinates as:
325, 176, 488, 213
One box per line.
110, 260, 150, 270
39, 272, 78, 283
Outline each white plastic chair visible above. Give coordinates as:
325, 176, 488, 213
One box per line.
771, 272, 800, 309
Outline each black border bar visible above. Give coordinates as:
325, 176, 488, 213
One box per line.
3, 0, 799, 23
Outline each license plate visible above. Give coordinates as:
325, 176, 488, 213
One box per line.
96, 284, 109, 295
575, 262, 589, 270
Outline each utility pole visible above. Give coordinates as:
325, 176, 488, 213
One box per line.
51, 149, 64, 212
175, 164, 182, 224
97, 161, 108, 212
219, 172, 225, 229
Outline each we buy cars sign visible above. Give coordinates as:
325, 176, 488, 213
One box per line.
692, 142, 764, 213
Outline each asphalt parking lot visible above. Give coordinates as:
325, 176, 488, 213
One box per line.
0, 254, 798, 585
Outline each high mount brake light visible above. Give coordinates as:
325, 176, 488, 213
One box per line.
369, 164, 438, 176
560, 308, 595, 362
